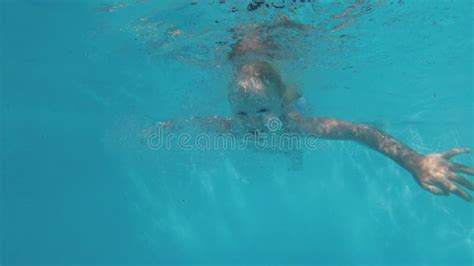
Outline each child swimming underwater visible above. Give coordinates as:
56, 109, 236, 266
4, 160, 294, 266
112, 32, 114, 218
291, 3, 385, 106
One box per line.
147, 17, 474, 203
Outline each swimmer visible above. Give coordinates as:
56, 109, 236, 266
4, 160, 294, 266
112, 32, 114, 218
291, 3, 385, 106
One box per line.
148, 17, 474, 203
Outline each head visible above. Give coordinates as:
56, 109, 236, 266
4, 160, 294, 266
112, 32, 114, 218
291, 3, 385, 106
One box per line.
229, 61, 286, 132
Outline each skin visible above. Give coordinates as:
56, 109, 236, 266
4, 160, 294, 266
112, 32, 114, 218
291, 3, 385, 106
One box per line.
150, 18, 474, 203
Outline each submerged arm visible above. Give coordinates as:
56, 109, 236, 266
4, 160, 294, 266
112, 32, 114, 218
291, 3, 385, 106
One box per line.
303, 118, 421, 170
301, 117, 474, 202
153, 116, 234, 133
142, 116, 235, 145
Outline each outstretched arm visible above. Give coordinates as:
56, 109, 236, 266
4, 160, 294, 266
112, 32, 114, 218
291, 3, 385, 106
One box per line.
301, 117, 474, 202
143, 116, 234, 137
142, 116, 235, 145
149, 116, 234, 134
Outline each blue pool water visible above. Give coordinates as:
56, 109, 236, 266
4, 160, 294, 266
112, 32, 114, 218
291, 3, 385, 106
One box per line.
2, 0, 473, 264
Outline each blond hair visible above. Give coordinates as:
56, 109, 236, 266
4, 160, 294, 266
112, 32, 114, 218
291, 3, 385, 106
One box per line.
235, 61, 301, 105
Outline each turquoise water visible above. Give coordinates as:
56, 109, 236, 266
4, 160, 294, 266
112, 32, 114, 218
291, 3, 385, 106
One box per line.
2, 0, 473, 264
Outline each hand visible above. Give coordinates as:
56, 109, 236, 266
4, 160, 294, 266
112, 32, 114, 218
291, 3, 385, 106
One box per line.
412, 148, 474, 202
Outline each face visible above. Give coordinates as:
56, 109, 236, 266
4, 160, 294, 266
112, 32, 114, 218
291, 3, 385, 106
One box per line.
230, 80, 285, 133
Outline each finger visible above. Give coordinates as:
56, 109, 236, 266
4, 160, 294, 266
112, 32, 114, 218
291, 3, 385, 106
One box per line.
451, 163, 474, 176
443, 181, 473, 203
421, 182, 449, 196
449, 174, 474, 191
442, 148, 471, 159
